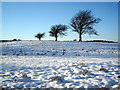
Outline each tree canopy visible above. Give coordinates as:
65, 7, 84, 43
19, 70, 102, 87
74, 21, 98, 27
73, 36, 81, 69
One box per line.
35, 32, 45, 41
70, 10, 101, 41
49, 24, 68, 41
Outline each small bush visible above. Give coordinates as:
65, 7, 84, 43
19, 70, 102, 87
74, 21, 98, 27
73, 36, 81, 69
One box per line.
99, 67, 108, 72
62, 49, 66, 55
14, 79, 18, 82
73, 39, 77, 41
117, 75, 120, 78
51, 76, 64, 82
22, 74, 28, 78
82, 70, 88, 76
80, 63, 85, 65
18, 39, 22, 41
12, 39, 17, 41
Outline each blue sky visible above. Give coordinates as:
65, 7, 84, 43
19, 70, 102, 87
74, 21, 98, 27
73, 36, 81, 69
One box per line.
1, 0, 119, 2
2, 2, 118, 41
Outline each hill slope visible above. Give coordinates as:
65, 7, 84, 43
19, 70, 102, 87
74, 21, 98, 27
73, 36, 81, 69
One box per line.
0, 40, 119, 88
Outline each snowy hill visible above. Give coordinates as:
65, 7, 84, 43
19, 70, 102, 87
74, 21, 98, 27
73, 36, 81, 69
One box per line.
0, 40, 119, 88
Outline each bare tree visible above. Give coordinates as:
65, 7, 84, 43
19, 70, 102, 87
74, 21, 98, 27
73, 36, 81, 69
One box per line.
35, 32, 45, 41
70, 10, 101, 41
49, 24, 68, 41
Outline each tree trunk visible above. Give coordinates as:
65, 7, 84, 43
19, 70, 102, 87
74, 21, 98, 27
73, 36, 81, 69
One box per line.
79, 30, 82, 41
39, 38, 41, 41
79, 34, 82, 41
55, 36, 57, 41
55, 33, 58, 41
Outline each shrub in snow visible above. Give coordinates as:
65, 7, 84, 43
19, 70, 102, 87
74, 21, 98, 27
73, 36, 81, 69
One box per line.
13, 76, 19, 82
77, 54, 80, 56
37, 53, 40, 55
24, 53, 27, 55
2, 53, 6, 55
62, 49, 66, 55
118, 84, 120, 89
80, 63, 85, 65
74, 52, 80, 56
82, 70, 88, 76
47, 50, 50, 52
86, 50, 89, 52
52, 53, 56, 56
51, 76, 64, 82
19, 50, 23, 54
16, 54, 19, 56
39, 53, 47, 55
100, 87, 109, 89
0, 87, 3, 89
82, 49, 84, 50
14, 79, 18, 82
99, 67, 108, 72
51, 48, 54, 50
117, 75, 120, 78
22, 74, 28, 78
21, 74, 31, 81
51, 48, 57, 56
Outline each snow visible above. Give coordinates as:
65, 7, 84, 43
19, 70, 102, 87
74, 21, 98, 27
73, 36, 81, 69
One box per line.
0, 40, 119, 88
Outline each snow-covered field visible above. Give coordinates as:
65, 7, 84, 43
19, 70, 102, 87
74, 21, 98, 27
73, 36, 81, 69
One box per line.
0, 40, 119, 88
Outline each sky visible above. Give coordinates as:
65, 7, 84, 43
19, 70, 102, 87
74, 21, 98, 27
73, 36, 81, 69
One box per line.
2, 2, 118, 41
1, 0, 119, 2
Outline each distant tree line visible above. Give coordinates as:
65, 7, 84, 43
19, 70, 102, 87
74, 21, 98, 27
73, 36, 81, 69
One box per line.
35, 10, 101, 41
1, 39, 22, 42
